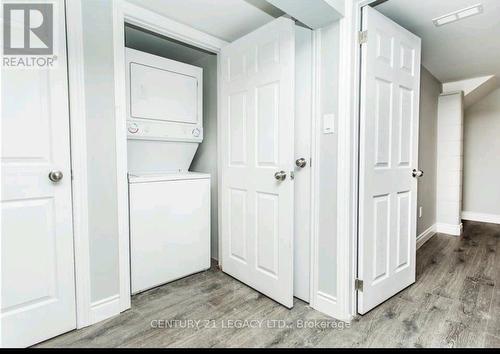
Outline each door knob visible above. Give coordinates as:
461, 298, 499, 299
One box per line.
295, 158, 307, 168
274, 171, 287, 181
49, 170, 64, 182
412, 169, 424, 178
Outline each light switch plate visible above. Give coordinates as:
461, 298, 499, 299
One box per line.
323, 113, 335, 134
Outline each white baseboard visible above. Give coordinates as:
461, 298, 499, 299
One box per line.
436, 222, 462, 236
90, 294, 121, 325
417, 224, 436, 249
461, 211, 500, 225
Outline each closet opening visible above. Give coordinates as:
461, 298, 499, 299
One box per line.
116, 13, 316, 311
124, 23, 219, 294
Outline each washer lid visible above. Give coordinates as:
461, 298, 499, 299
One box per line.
128, 171, 210, 183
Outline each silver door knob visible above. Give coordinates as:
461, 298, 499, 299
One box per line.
49, 170, 63, 182
296, 158, 307, 168
274, 171, 287, 181
412, 169, 424, 178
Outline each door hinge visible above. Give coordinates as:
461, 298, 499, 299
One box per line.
355, 278, 364, 291
358, 31, 368, 44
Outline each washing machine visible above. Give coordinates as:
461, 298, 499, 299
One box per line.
125, 48, 211, 294
129, 172, 210, 294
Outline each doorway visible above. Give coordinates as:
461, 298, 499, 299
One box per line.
356, 3, 422, 314
112, 3, 316, 313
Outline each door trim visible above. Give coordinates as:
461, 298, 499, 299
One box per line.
111, 0, 228, 315
308, 29, 321, 310
65, 0, 91, 328
334, 0, 381, 321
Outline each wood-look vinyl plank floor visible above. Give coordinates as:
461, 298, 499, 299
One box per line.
38, 221, 500, 348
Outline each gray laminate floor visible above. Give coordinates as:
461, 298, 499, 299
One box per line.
38, 221, 500, 348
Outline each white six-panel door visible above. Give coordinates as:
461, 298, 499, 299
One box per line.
220, 17, 295, 308
1, 0, 76, 346
358, 6, 421, 314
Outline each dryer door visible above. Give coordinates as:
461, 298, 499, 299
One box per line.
129, 62, 198, 124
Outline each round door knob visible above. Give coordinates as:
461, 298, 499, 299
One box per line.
296, 158, 307, 168
49, 170, 63, 183
412, 169, 424, 178
274, 171, 287, 181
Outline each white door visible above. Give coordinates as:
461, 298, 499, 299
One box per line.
1, 0, 76, 347
220, 17, 295, 308
358, 6, 421, 314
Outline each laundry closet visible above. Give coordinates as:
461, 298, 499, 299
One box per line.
122, 19, 313, 305
125, 24, 217, 293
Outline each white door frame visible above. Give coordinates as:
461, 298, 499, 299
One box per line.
65, 0, 90, 328
335, 0, 390, 320
111, 0, 227, 313
111, 1, 326, 315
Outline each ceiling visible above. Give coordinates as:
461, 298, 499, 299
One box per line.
376, 0, 500, 84
126, 0, 500, 85
126, 0, 282, 42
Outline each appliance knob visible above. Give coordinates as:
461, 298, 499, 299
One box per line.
128, 123, 139, 134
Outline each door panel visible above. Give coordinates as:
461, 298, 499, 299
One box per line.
1, 0, 76, 347
2, 198, 57, 309
358, 6, 421, 314
256, 83, 279, 166
228, 93, 247, 165
229, 189, 247, 263
220, 17, 295, 308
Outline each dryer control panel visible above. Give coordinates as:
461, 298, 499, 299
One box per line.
127, 120, 203, 142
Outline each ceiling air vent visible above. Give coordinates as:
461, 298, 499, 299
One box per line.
432, 3, 483, 27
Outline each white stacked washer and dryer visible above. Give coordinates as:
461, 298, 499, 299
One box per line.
125, 48, 210, 294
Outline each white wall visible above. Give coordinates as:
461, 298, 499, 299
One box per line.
417, 67, 440, 236
316, 22, 340, 300
190, 55, 219, 259
463, 87, 500, 220
81, 0, 120, 303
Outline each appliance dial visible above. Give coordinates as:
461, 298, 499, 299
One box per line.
128, 122, 139, 134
